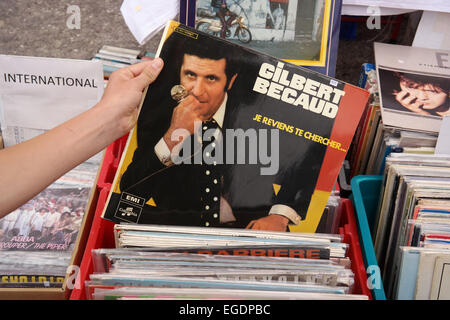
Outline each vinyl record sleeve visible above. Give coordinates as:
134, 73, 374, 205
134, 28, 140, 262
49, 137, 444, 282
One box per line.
91, 248, 348, 274
180, 0, 342, 76
415, 250, 450, 299
101, 20, 368, 232
0, 162, 98, 291
112, 227, 348, 258
100, 264, 354, 288
374, 43, 450, 133
87, 285, 368, 300
89, 273, 349, 294
0, 274, 65, 289
394, 246, 420, 300
429, 255, 450, 299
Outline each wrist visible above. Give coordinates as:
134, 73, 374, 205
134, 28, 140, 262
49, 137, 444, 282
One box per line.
272, 214, 289, 224
163, 127, 187, 152
163, 130, 176, 152
92, 100, 130, 141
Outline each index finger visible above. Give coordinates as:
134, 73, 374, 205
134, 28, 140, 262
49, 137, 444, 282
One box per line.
177, 95, 202, 111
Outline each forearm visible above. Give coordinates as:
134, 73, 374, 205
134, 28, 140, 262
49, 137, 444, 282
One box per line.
0, 101, 120, 218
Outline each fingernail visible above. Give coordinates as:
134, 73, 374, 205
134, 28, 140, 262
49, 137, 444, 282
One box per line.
152, 58, 163, 70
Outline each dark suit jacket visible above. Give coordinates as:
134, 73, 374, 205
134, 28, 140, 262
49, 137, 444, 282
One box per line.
117, 94, 266, 227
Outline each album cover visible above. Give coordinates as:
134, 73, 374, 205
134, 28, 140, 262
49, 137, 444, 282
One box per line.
415, 250, 450, 299
180, 0, 343, 76
429, 255, 450, 299
0, 187, 90, 252
0, 162, 98, 292
101, 20, 368, 233
374, 43, 450, 133
0, 251, 70, 289
394, 247, 420, 300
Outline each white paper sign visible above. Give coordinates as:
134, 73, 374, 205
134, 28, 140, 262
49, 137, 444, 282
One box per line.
413, 11, 450, 51
0, 55, 104, 147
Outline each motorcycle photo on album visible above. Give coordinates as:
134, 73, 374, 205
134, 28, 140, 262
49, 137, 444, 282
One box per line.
195, 3, 252, 43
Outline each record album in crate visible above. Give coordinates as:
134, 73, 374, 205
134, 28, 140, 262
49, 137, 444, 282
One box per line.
375, 43, 450, 133
101, 21, 368, 232
180, 0, 342, 76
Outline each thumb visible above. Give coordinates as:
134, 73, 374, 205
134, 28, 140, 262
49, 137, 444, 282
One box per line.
132, 58, 164, 91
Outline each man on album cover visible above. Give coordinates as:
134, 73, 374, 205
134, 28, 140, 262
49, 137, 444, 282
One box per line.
117, 30, 326, 230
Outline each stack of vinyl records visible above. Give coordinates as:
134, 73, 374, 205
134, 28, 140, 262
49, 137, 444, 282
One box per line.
316, 193, 345, 234
371, 153, 450, 299
92, 45, 142, 78
348, 63, 382, 177
85, 225, 368, 300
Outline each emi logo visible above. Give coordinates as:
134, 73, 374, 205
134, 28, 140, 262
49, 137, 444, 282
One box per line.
121, 192, 145, 207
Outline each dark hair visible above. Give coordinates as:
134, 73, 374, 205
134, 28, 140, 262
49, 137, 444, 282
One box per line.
395, 72, 448, 92
391, 71, 450, 115
161, 29, 240, 90
183, 36, 239, 85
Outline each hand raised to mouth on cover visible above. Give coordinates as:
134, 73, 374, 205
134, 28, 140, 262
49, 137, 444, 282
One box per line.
163, 95, 210, 152
393, 89, 430, 115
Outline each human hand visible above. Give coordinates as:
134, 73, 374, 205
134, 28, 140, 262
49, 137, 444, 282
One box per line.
96, 58, 164, 138
246, 214, 289, 232
163, 95, 207, 151
393, 89, 430, 115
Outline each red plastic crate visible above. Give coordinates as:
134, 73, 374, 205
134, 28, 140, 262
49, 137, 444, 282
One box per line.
69, 135, 128, 300
70, 138, 372, 300
338, 199, 372, 299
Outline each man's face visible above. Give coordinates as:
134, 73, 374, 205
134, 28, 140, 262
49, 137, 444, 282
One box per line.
400, 80, 447, 110
180, 54, 231, 119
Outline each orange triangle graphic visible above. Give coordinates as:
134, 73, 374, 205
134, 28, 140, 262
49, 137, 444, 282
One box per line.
146, 197, 157, 207
273, 184, 281, 196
